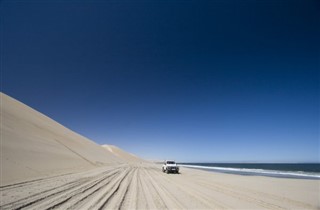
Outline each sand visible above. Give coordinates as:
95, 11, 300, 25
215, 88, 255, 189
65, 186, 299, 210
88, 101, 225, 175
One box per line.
101, 145, 145, 163
1, 92, 319, 209
1, 164, 319, 209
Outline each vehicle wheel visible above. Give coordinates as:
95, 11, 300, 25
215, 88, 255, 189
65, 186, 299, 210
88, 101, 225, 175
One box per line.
166, 170, 169, 174
162, 168, 165, 172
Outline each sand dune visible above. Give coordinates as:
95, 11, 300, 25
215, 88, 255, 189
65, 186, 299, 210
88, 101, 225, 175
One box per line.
0, 93, 121, 185
1, 92, 319, 209
102, 145, 145, 163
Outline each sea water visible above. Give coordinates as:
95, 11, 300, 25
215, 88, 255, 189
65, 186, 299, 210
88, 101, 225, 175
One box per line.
178, 163, 320, 179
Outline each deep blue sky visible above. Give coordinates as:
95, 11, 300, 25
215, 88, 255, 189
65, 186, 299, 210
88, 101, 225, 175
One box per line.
1, 0, 319, 162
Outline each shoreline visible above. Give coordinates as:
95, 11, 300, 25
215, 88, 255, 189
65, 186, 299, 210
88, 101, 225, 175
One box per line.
180, 164, 320, 180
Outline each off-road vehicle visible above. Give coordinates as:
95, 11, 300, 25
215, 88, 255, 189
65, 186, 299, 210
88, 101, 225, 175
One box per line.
162, 160, 179, 174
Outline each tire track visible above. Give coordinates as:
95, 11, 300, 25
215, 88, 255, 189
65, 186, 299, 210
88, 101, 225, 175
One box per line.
119, 166, 138, 210
0, 172, 76, 190
143, 168, 185, 209
0, 168, 120, 210
1, 164, 317, 210
1, 166, 122, 205
137, 167, 163, 209
102, 167, 136, 209
1, 179, 82, 210
76, 167, 130, 209
62, 171, 122, 209
1, 177, 93, 210
30, 169, 121, 210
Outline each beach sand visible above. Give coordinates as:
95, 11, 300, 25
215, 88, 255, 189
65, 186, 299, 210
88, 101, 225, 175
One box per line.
1, 92, 319, 209
1, 163, 319, 209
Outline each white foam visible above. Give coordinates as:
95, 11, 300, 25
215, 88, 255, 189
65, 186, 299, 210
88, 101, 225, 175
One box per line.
181, 165, 320, 179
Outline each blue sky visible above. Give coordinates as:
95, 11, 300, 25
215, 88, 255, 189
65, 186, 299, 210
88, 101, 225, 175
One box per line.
2, 0, 319, 162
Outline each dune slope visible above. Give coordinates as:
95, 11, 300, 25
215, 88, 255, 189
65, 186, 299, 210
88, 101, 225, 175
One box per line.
0, 93, 121, 186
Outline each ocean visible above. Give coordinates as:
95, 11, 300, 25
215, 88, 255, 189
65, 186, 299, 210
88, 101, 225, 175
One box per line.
178, 163, 320, 179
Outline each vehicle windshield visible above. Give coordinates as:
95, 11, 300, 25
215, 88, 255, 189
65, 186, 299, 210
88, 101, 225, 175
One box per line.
166, 161, 175, 164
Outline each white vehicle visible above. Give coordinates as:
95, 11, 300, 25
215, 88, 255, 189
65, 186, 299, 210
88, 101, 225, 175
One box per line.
162, 160, 179, 174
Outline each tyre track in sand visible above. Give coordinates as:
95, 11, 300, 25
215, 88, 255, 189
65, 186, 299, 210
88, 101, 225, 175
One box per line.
0, 166, 123, 205
118, 166, 138, 209
1, 164, 318, 210
74, 167, 131, 210
1, 168, 121, 210
37, 169, 122, 210
136, 166, 165, 209
97, 167, 134, 210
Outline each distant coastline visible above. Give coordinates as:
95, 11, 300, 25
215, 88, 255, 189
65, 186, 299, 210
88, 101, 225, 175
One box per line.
178, 163, 320, 179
